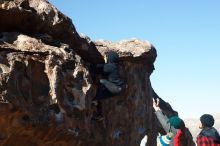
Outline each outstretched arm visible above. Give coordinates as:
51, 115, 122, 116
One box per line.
153, 98, 177, 134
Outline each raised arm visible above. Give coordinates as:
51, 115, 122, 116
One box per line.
153, 98, 177, 135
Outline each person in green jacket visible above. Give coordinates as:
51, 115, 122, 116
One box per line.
153, 98, 195, 146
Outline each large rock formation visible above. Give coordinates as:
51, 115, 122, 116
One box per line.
0, 0, 195, 146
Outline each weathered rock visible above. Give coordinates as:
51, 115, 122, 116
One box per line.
0, 0, 103, 63
0, 0, 80, 47
0, 0, 195, 146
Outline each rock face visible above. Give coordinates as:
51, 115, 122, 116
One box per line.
0, 0, 102, 63
0, 0, 195, 146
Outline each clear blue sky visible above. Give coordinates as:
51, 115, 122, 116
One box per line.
49, 0, 220, 119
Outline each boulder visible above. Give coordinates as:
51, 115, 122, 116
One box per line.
0, 0, 195, 145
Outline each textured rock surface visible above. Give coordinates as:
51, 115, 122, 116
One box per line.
0, 0, 102, 63
0, 0, 195, 146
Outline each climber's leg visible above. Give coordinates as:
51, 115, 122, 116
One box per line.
92, 101, 104, 121
92, 84, 114, 103
100, 79, 122, 94
91, 82, 122, 122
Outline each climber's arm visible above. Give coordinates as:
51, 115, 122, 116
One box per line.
155, 110, 177, 134
89, 64, 104, 74
153, 98, 177, 134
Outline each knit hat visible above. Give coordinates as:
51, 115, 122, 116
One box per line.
168, 116, 185, 129
157, 133, 173, 146
105, 51, 119, 63
200, 114, 215, 127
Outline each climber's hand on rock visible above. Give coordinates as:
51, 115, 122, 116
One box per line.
152, 98, 160, 111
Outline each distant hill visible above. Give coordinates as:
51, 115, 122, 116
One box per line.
184, 113, 220, 141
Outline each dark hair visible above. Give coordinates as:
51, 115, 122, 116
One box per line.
200, 114, 215, 127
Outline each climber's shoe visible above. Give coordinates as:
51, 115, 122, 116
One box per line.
100, 79, 122, 94
91, 100, 98, 106
91, 114, 104, 122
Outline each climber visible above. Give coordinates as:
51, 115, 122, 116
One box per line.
152, 98, 195, 146
140, 133, 173, 146
90, 51, 124, 121
196, 114, 220, 146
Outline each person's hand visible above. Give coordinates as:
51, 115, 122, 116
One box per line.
152, 98, 160, 111
140, 135, 148, 146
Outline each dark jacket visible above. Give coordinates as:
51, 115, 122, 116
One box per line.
90, 51, 123, 86
197, 127, 220, 146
